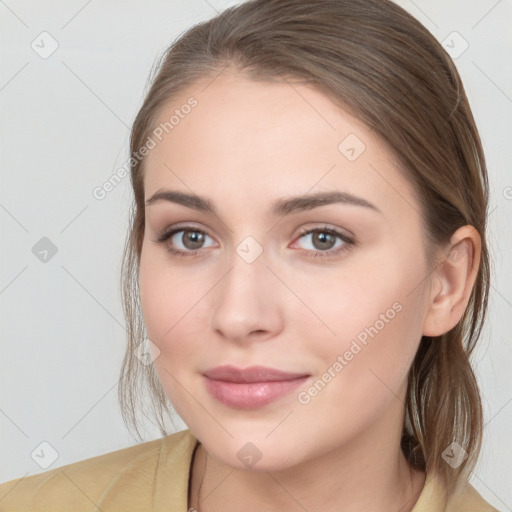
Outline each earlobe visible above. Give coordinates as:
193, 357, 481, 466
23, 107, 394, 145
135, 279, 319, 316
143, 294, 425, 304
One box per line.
422, 226, 481, 337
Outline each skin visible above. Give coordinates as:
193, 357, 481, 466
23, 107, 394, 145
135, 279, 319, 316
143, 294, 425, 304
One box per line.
138, 68, 481, 512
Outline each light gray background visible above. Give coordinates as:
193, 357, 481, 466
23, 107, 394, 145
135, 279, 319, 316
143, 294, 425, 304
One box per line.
1, 0, 511, 509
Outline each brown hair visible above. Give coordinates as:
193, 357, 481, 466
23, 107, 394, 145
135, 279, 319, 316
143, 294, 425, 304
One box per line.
119, 0, 490, 495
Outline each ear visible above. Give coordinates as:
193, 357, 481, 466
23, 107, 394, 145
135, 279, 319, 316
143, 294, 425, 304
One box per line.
422, 225, 481, 337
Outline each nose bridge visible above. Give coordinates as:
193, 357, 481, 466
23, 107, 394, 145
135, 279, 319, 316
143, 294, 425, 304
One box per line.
223, 232, 269, 296
211, 239, 281, 341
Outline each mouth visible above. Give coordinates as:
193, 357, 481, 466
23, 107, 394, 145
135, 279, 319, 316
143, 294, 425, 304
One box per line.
202, 365, 311, 409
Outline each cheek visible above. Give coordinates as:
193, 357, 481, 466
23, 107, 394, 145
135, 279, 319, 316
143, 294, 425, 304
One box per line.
292, 246, 427, 412
311, 279, 426, 423
138, 253, 206, 414
138, 249, 190, 347
138, 247, 215, 368
291, 299, 425, 450
281, 246, 422, 350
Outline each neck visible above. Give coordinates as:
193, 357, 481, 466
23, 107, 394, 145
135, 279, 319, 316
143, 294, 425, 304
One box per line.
188, 398, 425, 512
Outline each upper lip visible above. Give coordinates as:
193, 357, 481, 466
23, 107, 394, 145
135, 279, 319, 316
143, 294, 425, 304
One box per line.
203, 365, 309, 383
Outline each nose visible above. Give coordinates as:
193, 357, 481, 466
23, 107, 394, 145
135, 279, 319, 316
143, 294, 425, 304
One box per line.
210, 248, 284, 344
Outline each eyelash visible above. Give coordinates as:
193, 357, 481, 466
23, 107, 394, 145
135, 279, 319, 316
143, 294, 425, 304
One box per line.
153, 225, 355, 260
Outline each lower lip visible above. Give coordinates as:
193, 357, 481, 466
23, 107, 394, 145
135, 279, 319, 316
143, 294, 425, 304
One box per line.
204, 376, 309, 409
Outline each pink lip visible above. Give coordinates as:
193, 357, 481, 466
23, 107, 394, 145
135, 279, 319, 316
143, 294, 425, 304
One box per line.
203, 365, 310, 409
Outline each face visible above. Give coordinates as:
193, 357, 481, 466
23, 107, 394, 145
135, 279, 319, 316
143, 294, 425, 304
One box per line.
138, 69, 433, 471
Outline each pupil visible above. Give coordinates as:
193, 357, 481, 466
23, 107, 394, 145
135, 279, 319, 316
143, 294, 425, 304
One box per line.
314, 232, 335, 250
184, 231, 204, 250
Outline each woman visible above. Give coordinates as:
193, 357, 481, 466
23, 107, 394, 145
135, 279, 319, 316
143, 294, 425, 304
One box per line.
0, 0, 500, 510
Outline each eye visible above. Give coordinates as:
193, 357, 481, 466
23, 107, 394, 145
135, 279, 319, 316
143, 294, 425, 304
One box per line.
153, 226, 216, 257
293, 226, 354, 259
153, 224, 355, 260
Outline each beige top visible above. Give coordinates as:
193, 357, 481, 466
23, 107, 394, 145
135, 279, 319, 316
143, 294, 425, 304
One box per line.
0, 429, 499, 511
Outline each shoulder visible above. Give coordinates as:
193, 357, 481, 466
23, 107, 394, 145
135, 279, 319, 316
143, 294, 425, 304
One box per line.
413, 472, 500, 512
446, 482, 501, 512
0, 429, 198, 511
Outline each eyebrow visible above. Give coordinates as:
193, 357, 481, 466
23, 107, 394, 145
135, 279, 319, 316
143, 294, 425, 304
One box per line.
145, 189, 381, 216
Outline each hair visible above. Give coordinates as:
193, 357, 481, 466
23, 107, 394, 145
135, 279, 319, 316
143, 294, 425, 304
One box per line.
118, 0, 490, 495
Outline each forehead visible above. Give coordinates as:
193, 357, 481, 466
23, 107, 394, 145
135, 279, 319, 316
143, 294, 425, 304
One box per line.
147, 71, 369, 167
143, 70, 420, 222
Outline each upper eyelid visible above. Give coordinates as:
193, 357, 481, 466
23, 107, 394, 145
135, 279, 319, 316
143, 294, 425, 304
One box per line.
160, 223, 348, 235
159, 224, 353, 246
